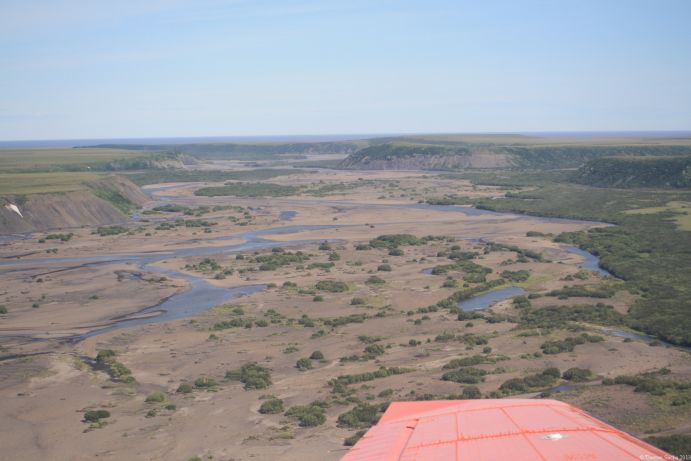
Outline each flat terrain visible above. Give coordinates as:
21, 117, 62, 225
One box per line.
0, 167, 689, 461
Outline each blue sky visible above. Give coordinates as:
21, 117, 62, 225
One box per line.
1, 0, 690, 140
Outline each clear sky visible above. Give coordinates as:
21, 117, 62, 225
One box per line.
1, 0, 690, 140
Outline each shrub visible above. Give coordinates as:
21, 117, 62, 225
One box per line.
313, 295, 324, 302
145, 391, 166, 403
226, 363, 272, 390
462, 386, 482, 399
83, 409, 110, 423
310, 351, 324, 360
344, 430, 367, 446
645, 435, 691, 459
177, 383, 193, 393
540, 334, 604, 354
337, 403, 382, 428
350, 297, 366, 305
365, 276, 385, 285
388, 248, 404, 256
259, 398, 284, 414
194, 377, 218, 388
315, 280, 349, 292
296, 358, 313, 370
562, 367, 593, 382
285, 405, 326, 427
441, 367, 487, 384
0, 305, 7, 315
377, 264, 392, 272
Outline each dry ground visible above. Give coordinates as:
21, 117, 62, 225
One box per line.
0, 169, 689, 461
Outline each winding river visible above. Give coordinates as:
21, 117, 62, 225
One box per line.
0, 191, 624, 342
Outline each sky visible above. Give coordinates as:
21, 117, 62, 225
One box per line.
1, 0, 690, 140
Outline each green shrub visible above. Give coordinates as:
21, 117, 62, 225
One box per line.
344, 430, 367, 446
296, 358, 313, 370
562, 367, 593, 382
83, 409, 110, 423
365, 276, 385, 285
441, 367, 487, 384
313, 295, 324, 302
0, 305, 6, 315
316, 280, 349, 292
310, 351, 324, 360
540, 333, 603, 354
645, 434, 691, 459
377, 264, 392, 272
145, 391, 166, 403
350, 297, 366, 305
259, 398, 284, 414
462, 386, 482, 399
285, 404, 326, 427
176, 383, 192, 394
226, 362, 272, 390
194, 377, 218, 388
337, 403, 382, 428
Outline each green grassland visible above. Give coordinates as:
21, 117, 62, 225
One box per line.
0, 148, 156, 172
0, 171, 102, 195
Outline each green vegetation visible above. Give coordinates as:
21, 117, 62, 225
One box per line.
310, 351, 324, 360
95, 225, 128, 236
0, 305, 7, 315
604, 368, 691, 398
45, 233, 73, 242
540, 333, 604, 354
83, 409, 111, 423
546, 285, 615, 299
98, 140, 360, 161
95, 349, 135, 383
365, 276, 385, 285
195, 182, 299, 197
315, 280, 349, 292
0, 147, 158, 173
337, 403, 385, 428
573, 156, 691, 189
369, 234, 422, 249
498, 368, 561, 395
517, 303, 625, 329
646, 435, 691, 459
296, 358, 313, 370
340, 139, 691, 171
256, 251, 310, 270
194, 377, 218, 388
259, 398, 284, 414
226, 363, 272, 390
441, 367, 487, 384
329, 367, 411, 391
562, 368, 593, 382
442, 355, 501, 369
285, 404, 326, 427
90, 185, 138, 214
145, 392, 166, 403
177, 383, 193, 394
472, 179, 691, 346
344, 430, 367, 446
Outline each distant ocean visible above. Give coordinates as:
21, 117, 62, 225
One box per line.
0, 134, 384, 149
1, 131, 689, 148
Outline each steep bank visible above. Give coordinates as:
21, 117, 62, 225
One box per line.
0, 175, 148, 233
572, 156, 691, 189
339, 142, 691, 171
